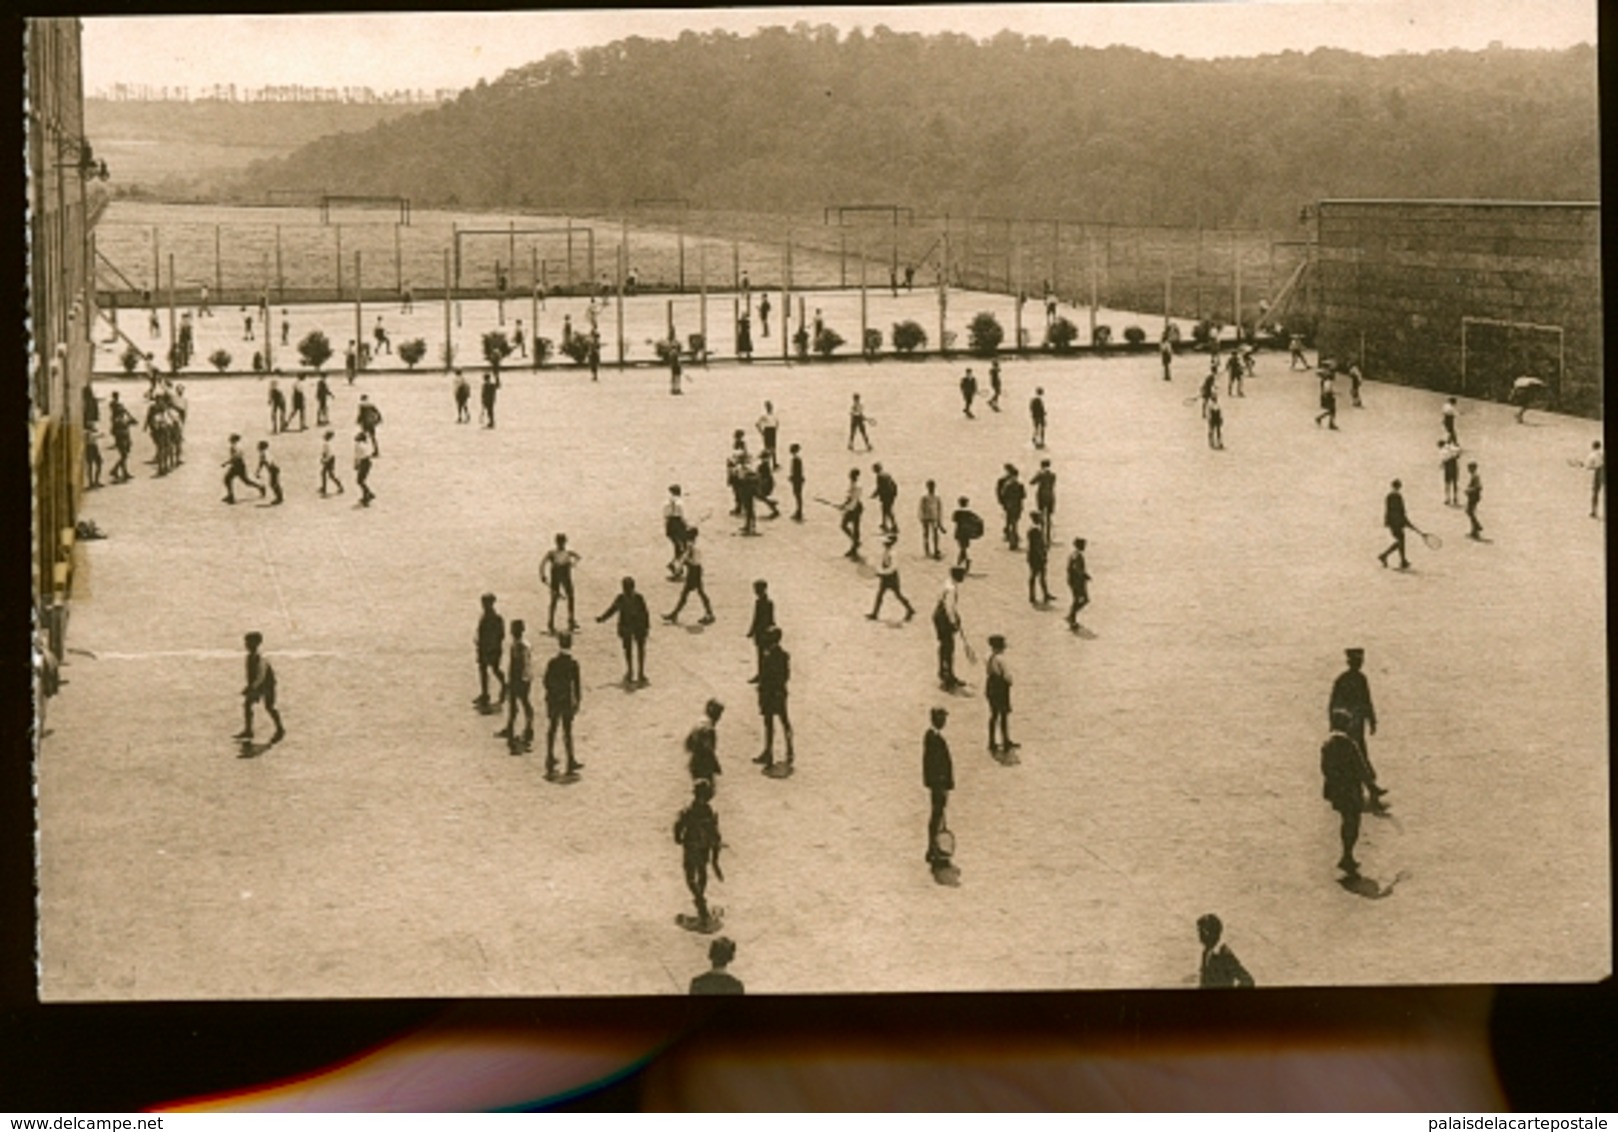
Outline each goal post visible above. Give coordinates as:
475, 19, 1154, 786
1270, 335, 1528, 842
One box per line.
1460, 316, 1565, 407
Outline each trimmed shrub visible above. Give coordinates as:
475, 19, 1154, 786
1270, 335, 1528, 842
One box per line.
482, 330, 513, 371
1191, 320, 1213, 346
793, 325, 811, 359
892, 320, 927, 354
1123, 325, 1147, 345
533, 336, 553, 366
208, 348, 232, 373
967, 311, 1005, 356
563, 335, 596, 364
120, 344, 142, 375
813, 326, 846, 357
652, 338, 681, 364
687, 332, 706, 360
298, 329, 333, 371
1093, 324, 1113, 349
398, 338, 427, 369
863, 328, 882, 357
1045, 316, 1079, 352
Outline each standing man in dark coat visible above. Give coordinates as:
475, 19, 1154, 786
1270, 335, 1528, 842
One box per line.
595, 577, 650, 686
1329, 648, 1388, 810
473, 593, 506, 710
959, 367, 978, 418
923, 707, 954, 868
752, 627, 794, 771
745, 579, 776, 678
1321, 707, 1377, 877
685, 699, 726, 784
542, 632, 582, 779
997, 464, 1026, 551
871, 463, 900, 535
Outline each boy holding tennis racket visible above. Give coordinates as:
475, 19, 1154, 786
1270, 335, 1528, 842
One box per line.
1578, 441, 1603, 518
1464, 462, 1484, 540
840, 469, 865, 558
933, 566, 972, 691
848, 394, 873, 451
923, 707, 955, 868
1377, 480, 1415, 569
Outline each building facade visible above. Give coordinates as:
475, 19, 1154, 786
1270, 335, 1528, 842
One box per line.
27, 17, 98, 701
1313, 199, 1602, 418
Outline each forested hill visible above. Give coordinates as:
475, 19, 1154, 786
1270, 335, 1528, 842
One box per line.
236, 27, 1599, 228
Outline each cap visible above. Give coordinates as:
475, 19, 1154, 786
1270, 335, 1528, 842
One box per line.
1345, 648, 1364, 659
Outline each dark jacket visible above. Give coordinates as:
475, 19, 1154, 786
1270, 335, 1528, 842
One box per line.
923, 728, 954, 792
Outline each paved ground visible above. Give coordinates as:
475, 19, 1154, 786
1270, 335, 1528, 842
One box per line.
40, 339, 1607, 998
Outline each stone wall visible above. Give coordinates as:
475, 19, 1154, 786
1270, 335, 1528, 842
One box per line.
1314, 200, 1601, 418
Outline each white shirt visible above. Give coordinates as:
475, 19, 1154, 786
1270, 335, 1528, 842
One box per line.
938, 579, 960, 625
757, 413, 777, 434
878, 545, 898, 576
665, 495, 685, 521
1585, 449, 1605, 472
354, 436, 372, 465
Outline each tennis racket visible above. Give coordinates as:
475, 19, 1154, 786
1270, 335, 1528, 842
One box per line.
1568, 456, 1591, 469
1182, 395, 1202, 406
1411, 526, 1442, 550
812, 496, 844, 509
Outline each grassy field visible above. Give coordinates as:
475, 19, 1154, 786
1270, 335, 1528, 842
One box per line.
40, 338, 1607, 998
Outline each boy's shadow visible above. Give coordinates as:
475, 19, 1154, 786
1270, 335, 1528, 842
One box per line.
236, 739, 276, 759
1338, 868, 1410, 900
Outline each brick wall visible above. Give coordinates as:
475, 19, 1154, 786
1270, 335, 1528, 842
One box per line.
1314, 200, 1602, 418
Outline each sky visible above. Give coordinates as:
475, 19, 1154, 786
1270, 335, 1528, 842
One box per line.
81, 1, 1598, 96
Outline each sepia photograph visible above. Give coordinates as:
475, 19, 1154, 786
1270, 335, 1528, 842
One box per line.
26, 2, 1606, 1005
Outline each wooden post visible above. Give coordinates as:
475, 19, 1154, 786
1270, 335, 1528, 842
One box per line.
677, 214, 686, 293
938, 213, 949, 351
1087, 226, 1098, 341
839, 227, 847, 290
698, 241, 707, 362
1164, 244, 1173, 332
443, 248, 452, 370
615, 240, 625, 368
214, 224, 222, 302
261, 250, 273, 371
335, 224, 343, 301
1233, 232, 1242, 334
732, 239, 740, 291
586, 225, 595, 289
151, 225, 159, 298
167, 252, 176, 357
1004, 218, 1013, 294
394, 223, 403, 295
354, 251, 362, 369
452, 221, 461, 327
859, 229, 868, 357
666, 298, 675, 342
1051, 220, 1061, 296
275, 225, 284, 302
531, 247, 539, 369
783, 232, 792, 360
495, 259, 504, 327
508, 220, 515, 286
565, 218, 574, 289
1013, 244, 1023, 351
1195, 226, 1203, 319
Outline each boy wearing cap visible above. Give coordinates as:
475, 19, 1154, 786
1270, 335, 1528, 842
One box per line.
788, 444, 806, 522
867, 533, 916, 622
496, 619, 535, 752
1329, 648, 1388, 811
1066, 538, 1091, 631
1321, 707, 1376, 877
918, 480, 945, 559
542, 632, 583, 779
753, 627, 794, 771
664, 529, 716, 625
255, 441, 283, 505
221, 433, 263, 504
1377, 480, 1413, 569
596, 577, 650, 686
674, 778, 724, 927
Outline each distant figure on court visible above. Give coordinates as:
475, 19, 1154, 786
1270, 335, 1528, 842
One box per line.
1196, 914, 1255, 988
1580, 440, 1604, 518
1030, 387, 1048, 448
960, 367, 978, 418
318, 431, 344, 497
685, 698, 725, 783
1346, 358, 1364, 407
1031, 460, 1057, 534
480, 371, 500, 428
255, 441, 283, 505
373, 315, 391, 356
221, 433, 263, 504
872, 462, 900, 535
496, 619, 534, 752
454, 370, 471, 423
541, 633, 583, 780
756, 402, 780, 469
923, 707, 954, 869
1314, 370, 1338, 430
473, 593, 506, 710
1160, 333, 1175, 381
933, 566, 968, 690
758, 292, 771, 339
663, 485, 688, 579
745, 579, 776, 675
788, 444, 806, 522
996, 464, 1026, 551
267, 378, 287, 433
353, 430, 376, 507
1438, 437, 1463, 507
689, 937, 745, 995
1225, 348, 1245, 398
840, 469, 865, 558
512, 319, 527, 359
1288, 333, 1307, 370
356, 394, 383, 456
541, 533, 582, 635
848, 393, 872, 451
868, 532, 916, 623
1026, 519, 1052, 604
1377, 479, 1414, 570
988, 359, 1003, 411
595, 576, 650, 687
984, 634, 1016, 754
753, 627, 794, 771
1207, 393, 1225, 449
235, 631, 285, 745
315, 373, 333, 426
1510, 376, 1547, 423
951, 496, 983, 571
1329, 648, 1388, 812
919, 479, 945, 559
1065, 538, 1091, 632
1464, 462, 1484, 540
1442, 397, 1459, 444
1321, 707, 1376, 878
674, 778, 724, 929
663, 528, 715, 625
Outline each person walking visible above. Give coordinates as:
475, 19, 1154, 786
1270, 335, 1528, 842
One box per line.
1225, 348, 1245, 398
685, 699, 725, 783
1321, 707, 1377, 878
496, 619, 535, 753
1329, 648, 1388, 811
221, 433, 263, 504
872, 463, 900, 535
960, 367, 978, 418
752, 627, 794, 772
1288, 333, 1307, 370
932, 566, 970, 690
1160, 333, 1175, 381
595, 576, 650, 686
353, 430, 376, 507
689, 937, 745, 995
289, 376, 308, 431
997, 465, 1026, 551
255, 440, 284, 505
985, 634, 1017, 755
674, 778, 724, 929
663, 529, 716, 625
1442, 397, 1459, 444
267, 379, 287, 434
473, 593, 506, 710
315, 373, 333, 426
950, 496, 983, 571
357, 394, 383, 456
316, 430, 344, 497
453, 369, 471, 423
1464, 462, 1484, 540
373, 315, 391, 357
755, 455, 782, 520
756, 402, 780, 470
1026, 519, 1052, 604
922, 707, 954, 869
1315, 370, 1339, 430
745, 580, 776, 677
840, 469, 865, 559
1065, 537, 1091, 632
540, 534, 581, 635
233, 631, 286, 745
988, 359, 1003, 411
480, 371, 501, 429
1207, 393, 1225, 449
541, 633, 583, 779
1377, 479, 1414, 569
1580, 440, 1604, 518
918, 479, 945, 560
664, 485, 689, 579
867, 533, 916, 623
1031, 460, 1057, 535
